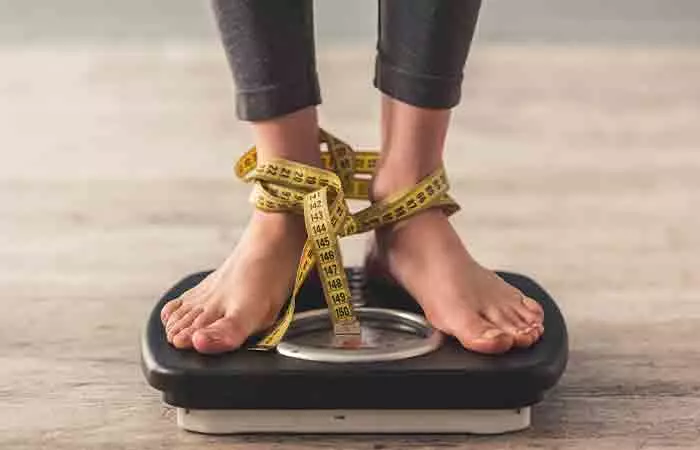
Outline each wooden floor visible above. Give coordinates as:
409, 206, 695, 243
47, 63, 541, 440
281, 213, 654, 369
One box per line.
1, 44, 699, 449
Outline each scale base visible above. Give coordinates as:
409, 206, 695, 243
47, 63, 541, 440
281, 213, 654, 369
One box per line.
142, 268, 568, 435
177, 407, 531, 435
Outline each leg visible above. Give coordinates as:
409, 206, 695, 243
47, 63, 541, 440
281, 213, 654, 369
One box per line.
369, 0, 544, 354
161, 0, 321, 353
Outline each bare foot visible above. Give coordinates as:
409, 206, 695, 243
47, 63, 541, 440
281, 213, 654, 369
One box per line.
160, 211, 306, 354
366, 209, 545, 354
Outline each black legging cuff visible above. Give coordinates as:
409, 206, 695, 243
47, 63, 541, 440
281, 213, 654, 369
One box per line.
214, 0, 481, 121
374, 58, 464, 109
235, 71, 321, 121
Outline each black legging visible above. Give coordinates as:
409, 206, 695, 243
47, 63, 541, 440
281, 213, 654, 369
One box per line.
212, 0, 482, 121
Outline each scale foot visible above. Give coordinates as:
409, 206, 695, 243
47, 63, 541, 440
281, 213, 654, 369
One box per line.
177, 407, 531, 435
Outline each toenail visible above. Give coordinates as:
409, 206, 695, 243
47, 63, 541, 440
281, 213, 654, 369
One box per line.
477, 329, 505, 340
197, 331, 220, 342
522, 296, 542, 311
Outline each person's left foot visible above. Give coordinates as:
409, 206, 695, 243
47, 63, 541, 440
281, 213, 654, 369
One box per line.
365, 208, 545, 354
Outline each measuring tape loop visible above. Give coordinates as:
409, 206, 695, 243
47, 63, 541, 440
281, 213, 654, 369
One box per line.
235, 129, 459, 350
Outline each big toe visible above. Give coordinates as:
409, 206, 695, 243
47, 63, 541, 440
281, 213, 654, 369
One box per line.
482, 306, 538, 349
192, 316, 248, 354
457, 328, 514, 354
450, 313, 515, 355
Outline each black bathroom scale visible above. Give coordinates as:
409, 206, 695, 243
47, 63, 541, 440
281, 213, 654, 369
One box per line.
141, 268, 567, 434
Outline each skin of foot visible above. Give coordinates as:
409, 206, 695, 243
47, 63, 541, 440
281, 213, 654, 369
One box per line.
160, 108, 320, 354
366, 208, 545, 355
160, 210, 307, 354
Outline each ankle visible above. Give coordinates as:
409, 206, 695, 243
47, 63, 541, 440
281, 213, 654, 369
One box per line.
252, 209, 306, 233
252, 107, 322, 168
370, 155, 443, 202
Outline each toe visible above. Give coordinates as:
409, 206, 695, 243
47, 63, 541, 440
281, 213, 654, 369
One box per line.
160, 298, 182, 324
512, 302, 545, 345
515, 327, 537, 348
450, 312, 515, 354
173, 307, 221, 349
506, 305, 540, 346
520, 296, 545, 323
167, 307, 203, 344
483, 307, 535, 349
528, 321, 545, 341
457, 327, 514, 354
165, 304, 192, 337
172, 329, 194, 349
161, 284, 203, 324
192, 316, 248, 354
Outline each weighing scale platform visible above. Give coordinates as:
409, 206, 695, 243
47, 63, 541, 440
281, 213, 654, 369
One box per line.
141, 268, 567, 434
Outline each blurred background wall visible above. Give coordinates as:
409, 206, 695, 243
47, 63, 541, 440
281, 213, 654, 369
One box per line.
1, 0, 699, 45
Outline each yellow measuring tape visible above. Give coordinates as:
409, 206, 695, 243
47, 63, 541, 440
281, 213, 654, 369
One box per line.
234, 129, 460, 350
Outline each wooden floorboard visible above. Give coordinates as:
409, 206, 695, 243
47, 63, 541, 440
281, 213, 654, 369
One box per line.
1, 45, 698, 449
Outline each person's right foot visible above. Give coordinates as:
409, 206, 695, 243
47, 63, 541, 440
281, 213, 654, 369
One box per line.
160, 210, 307, 354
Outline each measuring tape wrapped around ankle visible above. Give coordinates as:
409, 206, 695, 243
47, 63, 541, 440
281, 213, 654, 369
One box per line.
234, 130, 460, 350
